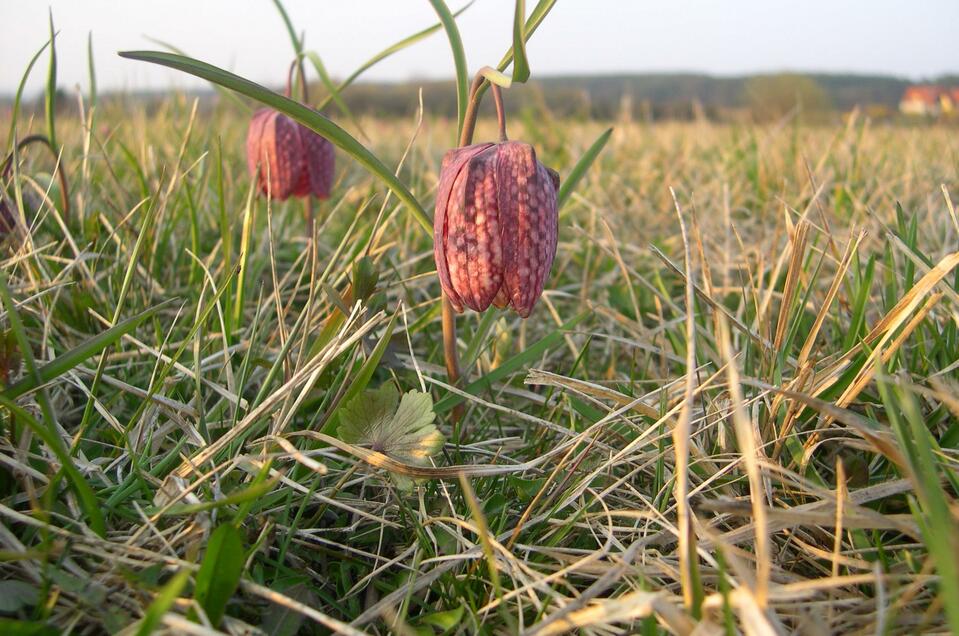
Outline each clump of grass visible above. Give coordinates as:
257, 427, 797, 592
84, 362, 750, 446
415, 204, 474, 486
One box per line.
3, 7, 959, 636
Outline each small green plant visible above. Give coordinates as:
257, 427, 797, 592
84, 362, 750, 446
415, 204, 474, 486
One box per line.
338, 383, 445, 484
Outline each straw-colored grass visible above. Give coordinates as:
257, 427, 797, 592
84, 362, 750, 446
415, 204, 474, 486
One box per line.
2, 97, 958, 635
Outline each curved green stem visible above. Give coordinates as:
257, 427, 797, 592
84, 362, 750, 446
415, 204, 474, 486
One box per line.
1, 133, 70, 224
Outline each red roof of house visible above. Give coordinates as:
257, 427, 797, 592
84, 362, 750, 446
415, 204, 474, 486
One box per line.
902, 85, 944, 105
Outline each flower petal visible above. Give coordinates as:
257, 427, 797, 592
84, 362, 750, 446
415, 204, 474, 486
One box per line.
433, 143, 493, 313
496, 142, 558, 318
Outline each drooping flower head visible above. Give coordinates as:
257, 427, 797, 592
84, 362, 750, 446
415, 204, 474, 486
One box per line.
246, 109, 334, 201
434, 140, 559, 318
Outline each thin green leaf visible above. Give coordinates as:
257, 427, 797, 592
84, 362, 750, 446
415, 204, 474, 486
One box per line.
511, 0, 531, 83
7, 42, 50, 149
145, 38, 252, 113
118, 50, 432, 234
0, 395, 105, 537
158, 478, 277, 516
3, 299, 177, 400
45, 10, 57, 149
135, 569, 191, 636
428, 0, 470, 136
879, 378, 959, 634
0, 271, 106, 536
0, 619, 58, 636
497, 0, 556, 72
557, 127, 613, 210
318, 2, 474, 112
271, 0, 303, 56
304, 51, 367, 139
191, 524, 245, 627
87, 32, 97, 110
472, 0, 557, 103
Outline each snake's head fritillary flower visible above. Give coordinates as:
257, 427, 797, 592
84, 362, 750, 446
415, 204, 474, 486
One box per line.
246, 109, 335, 201
434, 140, 559, 318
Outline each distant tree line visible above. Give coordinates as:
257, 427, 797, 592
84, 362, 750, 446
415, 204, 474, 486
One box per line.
310, 72, 958, 122
8, 72, 959, 122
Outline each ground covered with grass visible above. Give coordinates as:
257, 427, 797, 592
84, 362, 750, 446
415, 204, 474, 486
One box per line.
2, 98, 958, 634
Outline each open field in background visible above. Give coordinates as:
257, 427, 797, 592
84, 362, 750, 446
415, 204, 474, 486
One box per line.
2, 94, 959, 634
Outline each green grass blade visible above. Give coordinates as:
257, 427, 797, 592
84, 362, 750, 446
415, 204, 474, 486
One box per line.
271, 0, 303, 57
318, 2, 474, 112
3, 299, 177, 400
557, 127, 613, 210
0, 272, 106, 537
7, 41, 50, 149
87, 32, 97, 110
511, 0, 531, 83
304, 51, 366, 137
135, 569, 191, 636
158, 478, 276, 516
879, 378, 959, 634
145, 38, 252, 113
0, 395, 106, 537
428, 0, 470, 136
118, 50, 432, 235
191, 524, 245, 626
496, 0, 556, 75
45, 10, 58, 149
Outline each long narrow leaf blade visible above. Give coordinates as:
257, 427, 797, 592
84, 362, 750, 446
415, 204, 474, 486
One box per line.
428, 0, 470, 136
145, 38, 252, 113
511, 0, 531, 83
305, 51, 366, 138
557, 127, 613, 210
497, 0, 556, 74
118, 50, 431, 234
6, 40, 50, 149
192, 524, 245, 626
135, 569, 191, 636
271, 0, 303, 56
45, 11, 57, 149
0, 396, 106, 537
319, 2, 474, 111
3, 299, 178, 400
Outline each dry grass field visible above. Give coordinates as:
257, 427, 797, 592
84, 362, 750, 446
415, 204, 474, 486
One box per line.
2, 91, 959, 634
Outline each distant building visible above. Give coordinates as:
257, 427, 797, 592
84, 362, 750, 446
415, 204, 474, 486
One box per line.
899, 85, 956, 116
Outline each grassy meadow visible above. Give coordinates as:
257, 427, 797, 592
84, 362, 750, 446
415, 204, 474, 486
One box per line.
2, 90, 959, 635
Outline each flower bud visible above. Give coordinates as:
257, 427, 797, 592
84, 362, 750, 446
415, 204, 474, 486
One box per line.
246, 109, 334, 201
434, 140, 559, 318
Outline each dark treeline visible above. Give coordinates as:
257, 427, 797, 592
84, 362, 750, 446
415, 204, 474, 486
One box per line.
316, 72, 957, 121
9, 72, 959, 122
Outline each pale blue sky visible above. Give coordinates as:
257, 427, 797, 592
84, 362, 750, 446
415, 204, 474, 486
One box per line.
2, 1, 957, 97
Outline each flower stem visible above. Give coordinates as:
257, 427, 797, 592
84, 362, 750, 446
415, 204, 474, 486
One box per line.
491, 84, 508, 142
1, 134, 70, 223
